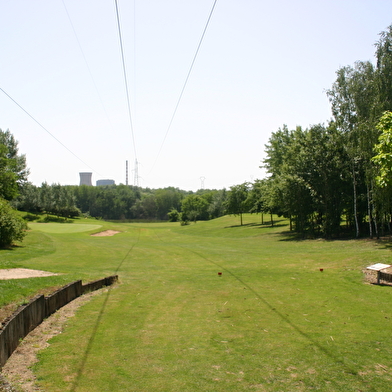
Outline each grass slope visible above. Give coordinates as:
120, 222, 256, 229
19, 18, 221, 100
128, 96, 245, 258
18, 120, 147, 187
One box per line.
2, 215, 392, 391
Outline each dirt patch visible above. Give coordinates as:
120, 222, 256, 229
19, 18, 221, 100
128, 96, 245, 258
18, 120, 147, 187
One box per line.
0, 289, 105, 392
90, 230, 120, 237
0, 269, 58, 280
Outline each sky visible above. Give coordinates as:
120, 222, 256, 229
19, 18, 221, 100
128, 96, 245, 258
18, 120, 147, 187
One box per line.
1, 0, 392, 191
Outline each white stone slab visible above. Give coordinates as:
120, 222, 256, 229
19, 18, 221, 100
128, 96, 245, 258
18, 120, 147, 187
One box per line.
366, 263, 391, 271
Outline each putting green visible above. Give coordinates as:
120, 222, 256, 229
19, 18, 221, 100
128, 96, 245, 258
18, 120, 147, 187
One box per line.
29, 223, 102, 234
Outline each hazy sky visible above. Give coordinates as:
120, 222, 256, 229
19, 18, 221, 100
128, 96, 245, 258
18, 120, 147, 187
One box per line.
1, 0, 392, 191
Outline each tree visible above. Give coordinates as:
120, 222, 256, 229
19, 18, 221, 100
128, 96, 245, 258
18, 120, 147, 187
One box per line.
0, 129, 29, 190
0, 144, 18, 200
372, 111, 392, 187
73, 185, 97, 215
224, 183, 251, 226
11, 182, 41, 213
54, 186, 80, 218
0, 129, 29, 246
0, 198, 27, 247
207, 189, 227, 219
247, 180, 267, 224
263, 124, 351, 237
181, 195, 209, 223
375, 25, 392, 113
155, 187, 184, 220
327, 61, 379, 237
263, 125, 292, 178
130, 194, 158, 219
167, 208, 180, 222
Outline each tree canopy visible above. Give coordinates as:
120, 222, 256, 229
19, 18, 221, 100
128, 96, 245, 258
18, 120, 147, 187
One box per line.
0, 129, 28, 247
372, 111, 392, 187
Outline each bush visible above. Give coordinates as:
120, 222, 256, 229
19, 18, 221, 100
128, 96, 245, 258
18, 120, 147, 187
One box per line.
167, 208, 180, 222
23, 213, 39, 221
0, 198, 27, 247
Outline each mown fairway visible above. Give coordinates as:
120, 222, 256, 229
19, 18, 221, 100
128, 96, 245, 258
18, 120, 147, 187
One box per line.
2, 215, 392, 391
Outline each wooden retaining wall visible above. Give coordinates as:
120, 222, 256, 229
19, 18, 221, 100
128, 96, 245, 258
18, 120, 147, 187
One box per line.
0, 295, 45, 368
45, 280, 82, 318
82, 275, 118, 294
379, 271, 392, 284
0, 275, 118, 368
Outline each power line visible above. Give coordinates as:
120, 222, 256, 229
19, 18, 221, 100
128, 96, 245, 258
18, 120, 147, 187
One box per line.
114, 0, 137, 160
0, 87, 103, 176
150, 0, 219, 172
61, 0, 115, 134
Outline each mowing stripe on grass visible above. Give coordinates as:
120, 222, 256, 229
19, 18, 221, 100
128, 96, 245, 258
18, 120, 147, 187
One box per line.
69, 228, 141, 392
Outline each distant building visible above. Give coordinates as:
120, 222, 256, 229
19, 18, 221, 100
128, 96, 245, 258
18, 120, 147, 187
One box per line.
96, 179, 115, 186
79, 172, 92, 186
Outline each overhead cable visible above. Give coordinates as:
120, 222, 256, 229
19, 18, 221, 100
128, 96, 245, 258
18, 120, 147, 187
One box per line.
0, 87, 103, 176
61, 0, 115, 133
114, 0, 137, 160
150, 0, 219, 172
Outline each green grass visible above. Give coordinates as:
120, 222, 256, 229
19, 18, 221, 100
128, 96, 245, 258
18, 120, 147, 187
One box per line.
2, 215, 392, 391
28, 222, 103, 234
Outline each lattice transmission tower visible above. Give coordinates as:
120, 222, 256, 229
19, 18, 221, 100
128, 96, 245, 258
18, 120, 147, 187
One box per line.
134, 159, 139, 187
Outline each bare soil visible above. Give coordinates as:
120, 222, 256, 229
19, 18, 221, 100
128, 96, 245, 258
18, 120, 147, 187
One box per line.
90, 230, 120, 237
0, 269, 58, 280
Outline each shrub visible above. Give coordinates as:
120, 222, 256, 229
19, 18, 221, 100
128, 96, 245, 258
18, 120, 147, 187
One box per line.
167, 208, 180, 222
0, 198, 27, 247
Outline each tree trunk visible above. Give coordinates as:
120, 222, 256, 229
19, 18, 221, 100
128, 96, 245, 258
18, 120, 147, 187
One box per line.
371, 182, 379, 239
367, 184, 373, 239
352, 166, 360, 238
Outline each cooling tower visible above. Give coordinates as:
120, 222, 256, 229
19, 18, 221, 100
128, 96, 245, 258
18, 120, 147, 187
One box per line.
79, 172, 92, 186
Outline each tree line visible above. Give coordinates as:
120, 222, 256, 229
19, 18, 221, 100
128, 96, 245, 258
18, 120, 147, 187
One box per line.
11, 180, 273, 226
12, 182, 230, 222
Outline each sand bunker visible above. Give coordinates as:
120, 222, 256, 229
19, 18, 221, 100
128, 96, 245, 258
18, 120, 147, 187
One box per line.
90, 230, 121, 237
0, 268, 58, 280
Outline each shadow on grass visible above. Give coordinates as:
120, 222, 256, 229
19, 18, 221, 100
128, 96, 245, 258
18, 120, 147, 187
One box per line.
374, 237, 392, 251
277, 231, 309, 242
224, 220, 286, 229
42, 216, 75, 223
371, 282, 392, 287
0, 244, 24, 251
278, 229, 368, 242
